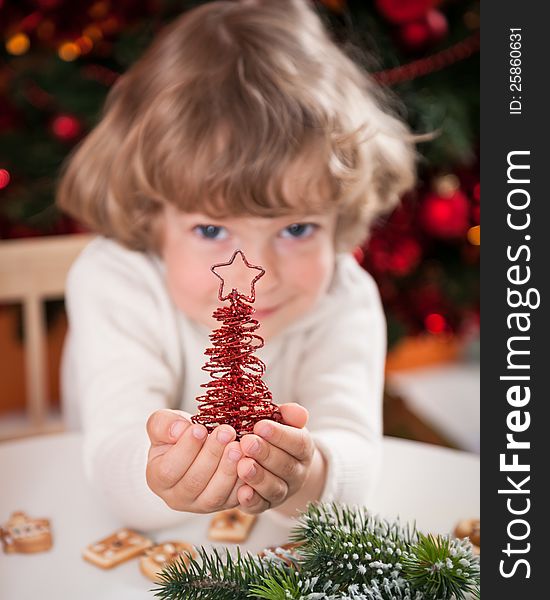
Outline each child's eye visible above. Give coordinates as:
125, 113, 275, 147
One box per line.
193, 225, 228, 240
280, 223, 318, 239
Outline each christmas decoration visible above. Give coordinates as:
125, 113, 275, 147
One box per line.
373, 31, 479, 86
399, 19, 432, 52
397, 9, 449, 52
375, 0, 440, 25
0, 168, 10, 189
426, 8, 449, 43
361, 167, 479, 347
419, 189, 470, 239
191, 250, 282, 440
152, 501, 480, 600
50, 113, 82, 142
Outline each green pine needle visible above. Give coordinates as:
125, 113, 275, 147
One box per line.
151, 545, 274, 600
151, 502, 480, 600
248, 568, 303, 600
401, 533, 480, 600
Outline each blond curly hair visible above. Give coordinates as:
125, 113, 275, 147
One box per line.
57, 0, 419, 252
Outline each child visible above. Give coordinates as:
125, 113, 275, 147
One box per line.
57, 0, 417, 532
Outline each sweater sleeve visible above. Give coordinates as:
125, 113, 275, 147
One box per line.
295, 258, 386, 507
63, 240, 191, 532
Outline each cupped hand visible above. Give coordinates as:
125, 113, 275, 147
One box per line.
145, 409, 245, 513
235, 403, 315, 513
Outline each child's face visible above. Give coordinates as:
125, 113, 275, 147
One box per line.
159, 204, 338, 341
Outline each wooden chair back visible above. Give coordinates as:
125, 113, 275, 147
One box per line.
0, 234, 93, 440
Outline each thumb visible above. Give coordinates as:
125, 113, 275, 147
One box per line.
146, 409, 193, 445
278, 403, 309, 429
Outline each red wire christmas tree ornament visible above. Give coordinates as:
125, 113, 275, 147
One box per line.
191, 250, 282, 440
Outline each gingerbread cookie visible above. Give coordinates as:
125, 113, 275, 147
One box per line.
140, 541, 197, 583
208, 508, 257, 543
454, 518, 480, 554
0, 511, 52, 554
82, 528, 153, 569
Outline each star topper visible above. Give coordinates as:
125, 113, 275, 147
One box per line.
211, 249, 265, 303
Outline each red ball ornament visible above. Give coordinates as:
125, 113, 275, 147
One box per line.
366, 234, 421, 276
0, 169, 10, 190
473, 182, 480, 202
399, 19, 432, 51
425, 312, 447, 334
51, 114, 82, 142
425, 9, 448, 43
388, 236, 422, 276
419, 190, 470, 239
376, 0, 439, 24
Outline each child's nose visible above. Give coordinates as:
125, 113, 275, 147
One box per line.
249, 250, 281, 295
236, 247, 280, 295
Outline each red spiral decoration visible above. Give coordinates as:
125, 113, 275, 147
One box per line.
191, 250, 282, 439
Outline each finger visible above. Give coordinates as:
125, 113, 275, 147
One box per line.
237, 457, 288, 507
253, 419, 315, 463
278, 403, 309, 429
176, 425, 237, 502
146, 409, 193, 445
225, 478, 247, 508
195, 440, 242, 511
237, 484, 271, 514
240, 434, 303, 494
147, 422, 209, 492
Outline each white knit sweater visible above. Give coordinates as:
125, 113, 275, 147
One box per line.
61, 237, 386, 532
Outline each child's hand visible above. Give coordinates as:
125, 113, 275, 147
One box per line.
236, 403, 314, 514
145, 409, 244, 513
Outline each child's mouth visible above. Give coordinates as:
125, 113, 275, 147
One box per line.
254, 305, 279, 319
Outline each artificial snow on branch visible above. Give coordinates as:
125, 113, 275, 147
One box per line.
152, 502, 480, 600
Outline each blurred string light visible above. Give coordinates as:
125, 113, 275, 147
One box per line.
88, 1, 110, 20
76, 35, 94, 54
467, 225, 480, 245
83, 25, 103, 41
0, 169, 11, 190
6, 33, 30, 55
58, 41, 80, 61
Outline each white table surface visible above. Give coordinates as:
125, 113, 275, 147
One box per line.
0, 433, 479, 600
387, 362, 480, 453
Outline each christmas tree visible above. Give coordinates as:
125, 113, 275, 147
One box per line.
191, 250, 281, 439
153, 502, 481, 600
0, 0, 479, 347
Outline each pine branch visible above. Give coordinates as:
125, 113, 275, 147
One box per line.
151, 502, 480, 600
151, 545, 288, 600
248, 568, 303, 600
401, 533, 480, 600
